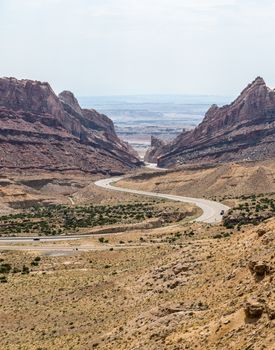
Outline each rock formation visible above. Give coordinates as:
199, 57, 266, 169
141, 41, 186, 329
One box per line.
0, 77, 142, 175
145, 77, 275, 167
144, 136, 167, 163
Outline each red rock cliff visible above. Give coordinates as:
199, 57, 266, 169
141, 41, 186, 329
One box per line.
145, 77, 275, 167
0, 77, 141, 175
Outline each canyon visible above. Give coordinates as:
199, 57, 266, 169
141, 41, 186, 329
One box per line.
0, 77, 274, 350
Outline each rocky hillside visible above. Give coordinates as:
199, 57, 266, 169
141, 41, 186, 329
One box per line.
145, 136, 167, 164
1, 216, 274, 350
0, 77, 141, 175
118, 160, 275, 200
145, 77, 275, 167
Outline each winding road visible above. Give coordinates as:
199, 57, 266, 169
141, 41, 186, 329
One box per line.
0, 164, 230, 247
95, 164, 230, 224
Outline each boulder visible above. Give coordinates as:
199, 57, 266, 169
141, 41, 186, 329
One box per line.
248, 261, 271, 277
266, 302, 275, 320
244, 299, 265, 318
257, 228, 267, 237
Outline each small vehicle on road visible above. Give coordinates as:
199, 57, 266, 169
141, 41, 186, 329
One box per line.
33, 238, 40, 241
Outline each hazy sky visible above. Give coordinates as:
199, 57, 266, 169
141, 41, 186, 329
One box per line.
1, 0, 275, 96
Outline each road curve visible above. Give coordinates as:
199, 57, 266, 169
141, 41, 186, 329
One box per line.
0, 165, 229, 247
95, 175, 230, 224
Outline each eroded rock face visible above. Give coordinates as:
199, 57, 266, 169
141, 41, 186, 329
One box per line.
0, 77, 141, 175
248, 260, 271, 277
147, 77, 275, 167
266, 301, 275, 320
244, 298, 265, 319
59, 90, 83, 115
144, 136, 167, 163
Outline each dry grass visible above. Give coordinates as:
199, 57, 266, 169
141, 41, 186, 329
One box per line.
0, 162, 274, 349
0, 217, 274, 350
119, 159, 275, 202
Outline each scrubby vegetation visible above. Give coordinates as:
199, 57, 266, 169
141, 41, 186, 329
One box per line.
223, 194, 275, 229
0, 201, 186, 236
0, 256, 41, 282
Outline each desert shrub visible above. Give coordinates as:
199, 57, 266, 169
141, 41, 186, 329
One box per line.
0, 263, 12, 274
0, 200, 188, 236
0, 275, 7, 283
12, 267, 20, 274
21, 265, 30, 274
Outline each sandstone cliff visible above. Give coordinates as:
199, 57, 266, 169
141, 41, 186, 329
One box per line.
0, 77, 141, 175
144, 136, 167, 163
145, 77, 275, 167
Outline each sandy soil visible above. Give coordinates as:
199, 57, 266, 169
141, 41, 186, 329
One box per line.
0, 217, 274, 350
118, 159, 275, 201
0, 161, 274, 349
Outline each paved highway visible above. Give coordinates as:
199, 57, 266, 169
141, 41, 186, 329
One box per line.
0, 164, 229, 246
95, 165, 230, 224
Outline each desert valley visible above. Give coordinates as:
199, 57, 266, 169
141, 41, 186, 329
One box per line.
0, 75, 274, 350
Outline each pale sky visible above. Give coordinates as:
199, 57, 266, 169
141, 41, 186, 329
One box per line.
1, 0, 275, 96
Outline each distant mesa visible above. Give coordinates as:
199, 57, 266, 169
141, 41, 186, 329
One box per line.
0, 77, 142, 175
145, 77, 275, 167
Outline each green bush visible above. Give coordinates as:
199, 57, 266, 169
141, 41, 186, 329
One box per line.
0, 275, 7, 283
22, 265, 30, 274
0, 263, 12, 274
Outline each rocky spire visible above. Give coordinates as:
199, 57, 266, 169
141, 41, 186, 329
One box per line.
59, 90, 82, 115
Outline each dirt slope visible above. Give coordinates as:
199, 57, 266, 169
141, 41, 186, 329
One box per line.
0, 218, 274, 350
119, 160, 275, 200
